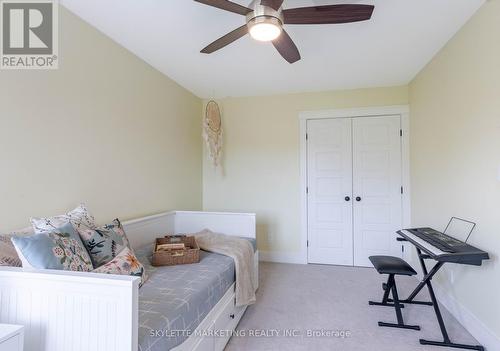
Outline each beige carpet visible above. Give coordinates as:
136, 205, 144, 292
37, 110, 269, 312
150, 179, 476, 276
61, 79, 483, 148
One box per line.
225, 262, 479, 351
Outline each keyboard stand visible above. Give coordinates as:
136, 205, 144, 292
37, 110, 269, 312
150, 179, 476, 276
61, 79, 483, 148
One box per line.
404, 247, 484, 351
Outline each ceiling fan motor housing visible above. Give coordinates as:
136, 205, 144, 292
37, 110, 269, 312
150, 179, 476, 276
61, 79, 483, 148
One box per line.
246, 0, 284, 27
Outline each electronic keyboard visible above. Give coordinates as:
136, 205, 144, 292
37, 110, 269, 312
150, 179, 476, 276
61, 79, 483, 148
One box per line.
397, 228, 489, 266
407, 228, 461, 253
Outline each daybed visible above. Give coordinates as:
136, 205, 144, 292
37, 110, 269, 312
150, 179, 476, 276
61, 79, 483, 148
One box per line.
0, 211, 259, 351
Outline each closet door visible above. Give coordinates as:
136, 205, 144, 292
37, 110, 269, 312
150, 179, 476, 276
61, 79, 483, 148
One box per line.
352, 116, 402, 267
307, 119, 353, 266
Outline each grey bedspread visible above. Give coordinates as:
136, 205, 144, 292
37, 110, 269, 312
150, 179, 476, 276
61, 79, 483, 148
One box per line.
135, 237, 256, 351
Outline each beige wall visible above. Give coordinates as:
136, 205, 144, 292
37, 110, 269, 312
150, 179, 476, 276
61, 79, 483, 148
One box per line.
202, 87, 409, 254
3, 1, 497, 343
0, 7, 202, 230
410, 0, 500, 340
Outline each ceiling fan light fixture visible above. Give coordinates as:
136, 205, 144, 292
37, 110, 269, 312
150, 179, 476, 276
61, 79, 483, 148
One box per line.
197, 0, 376, 64
248, 16, 282, 42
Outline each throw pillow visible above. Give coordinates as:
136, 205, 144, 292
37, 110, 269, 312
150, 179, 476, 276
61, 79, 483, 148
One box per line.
11, 222, 93, 271
0, 226, 34, 267
93, 247, 147, 286
77, 219, 130, 268
31, 204, 96, 234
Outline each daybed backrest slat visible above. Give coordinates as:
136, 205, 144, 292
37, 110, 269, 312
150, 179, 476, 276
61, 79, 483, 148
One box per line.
122, 211, 256, 250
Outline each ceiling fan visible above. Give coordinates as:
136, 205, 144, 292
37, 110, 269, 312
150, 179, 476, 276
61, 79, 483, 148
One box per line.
195, 0, 375, 64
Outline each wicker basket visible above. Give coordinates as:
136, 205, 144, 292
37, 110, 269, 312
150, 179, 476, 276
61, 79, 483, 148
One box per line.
152, 235, 200, 266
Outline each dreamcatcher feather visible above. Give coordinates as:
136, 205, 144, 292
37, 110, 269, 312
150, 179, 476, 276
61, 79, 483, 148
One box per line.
203, 101, 223, 170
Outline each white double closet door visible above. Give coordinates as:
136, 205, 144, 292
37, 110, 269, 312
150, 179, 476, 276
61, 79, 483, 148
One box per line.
307, 116, 403, 267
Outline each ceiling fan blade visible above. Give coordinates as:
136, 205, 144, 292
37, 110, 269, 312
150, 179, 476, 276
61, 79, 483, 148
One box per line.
201, 25, 249, 54
260, 0, 284, 11
194, 0, 252, 16
272, 30, 301, 64
283, 4, 375, 25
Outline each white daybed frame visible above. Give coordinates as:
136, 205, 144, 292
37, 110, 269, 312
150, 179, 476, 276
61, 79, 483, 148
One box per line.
0, 211, 258, 351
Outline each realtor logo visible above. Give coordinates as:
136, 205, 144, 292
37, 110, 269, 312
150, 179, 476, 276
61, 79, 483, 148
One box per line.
1, 0, 58, 69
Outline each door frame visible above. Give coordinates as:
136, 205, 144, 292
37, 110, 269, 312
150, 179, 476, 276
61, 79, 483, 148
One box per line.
299, 105, 411, 265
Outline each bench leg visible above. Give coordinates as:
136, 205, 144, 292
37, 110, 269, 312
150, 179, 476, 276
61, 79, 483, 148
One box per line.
369, 275, 405, 308
377, 276, 420, 331
387, 298, 433, 306
369, 301, 404, 308
378, 322, 420, 330
382, 275, 392, 303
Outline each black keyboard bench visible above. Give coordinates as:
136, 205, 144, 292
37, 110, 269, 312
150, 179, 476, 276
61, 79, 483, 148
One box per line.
368, 255, 421, 330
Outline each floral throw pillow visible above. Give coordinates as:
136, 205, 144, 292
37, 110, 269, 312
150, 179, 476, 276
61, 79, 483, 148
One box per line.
77, 219, 130, 268
0, 226, 34, 267
11, 222, 93, 271
93, 247, 147, 286
31, 204, 96, 234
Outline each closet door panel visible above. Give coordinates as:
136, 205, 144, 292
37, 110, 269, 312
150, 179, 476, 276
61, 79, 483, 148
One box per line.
352, 116, 402, 267
307, 119, 353, 265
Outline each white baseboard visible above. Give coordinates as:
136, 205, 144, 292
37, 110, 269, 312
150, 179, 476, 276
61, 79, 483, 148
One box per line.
259, 251, 306, 264
432, 283, 500, 351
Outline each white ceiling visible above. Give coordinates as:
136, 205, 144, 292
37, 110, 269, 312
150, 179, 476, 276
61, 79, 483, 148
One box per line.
60, 0, 484, 98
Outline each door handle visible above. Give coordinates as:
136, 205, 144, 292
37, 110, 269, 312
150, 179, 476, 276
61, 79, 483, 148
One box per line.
356, 196, 362, 202
345, 196, 351, 202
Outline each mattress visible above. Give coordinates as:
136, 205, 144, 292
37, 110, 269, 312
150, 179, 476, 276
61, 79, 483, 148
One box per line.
135, 237, 256, 351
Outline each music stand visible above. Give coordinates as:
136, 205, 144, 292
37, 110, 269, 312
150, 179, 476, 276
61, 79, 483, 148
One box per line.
444, 217, 476, 243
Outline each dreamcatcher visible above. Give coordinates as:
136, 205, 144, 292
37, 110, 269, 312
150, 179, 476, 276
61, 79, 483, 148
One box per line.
203, 100, 223, 170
